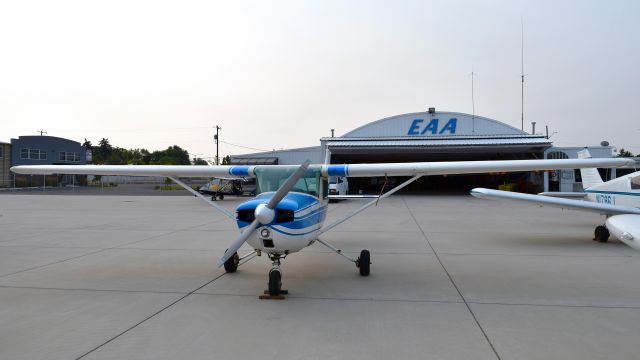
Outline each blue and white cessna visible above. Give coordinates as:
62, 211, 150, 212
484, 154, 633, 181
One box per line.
472, 150, 640, 250
11, 157, 633, 297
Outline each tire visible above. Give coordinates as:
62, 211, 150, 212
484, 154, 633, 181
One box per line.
268, 268, 282, 296
218, 193, 224, 200
594, 225, 610, 243
223, 250, 239, 273
358, 250, 370, 276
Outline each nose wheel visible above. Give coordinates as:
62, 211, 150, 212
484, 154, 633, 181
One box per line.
260, 255, 288, 300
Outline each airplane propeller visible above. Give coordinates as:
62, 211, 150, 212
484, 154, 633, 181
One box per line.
216, 160, 311, 267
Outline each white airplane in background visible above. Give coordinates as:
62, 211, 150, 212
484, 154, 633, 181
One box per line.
11, 157, 632, 298
472, 150, 640, 250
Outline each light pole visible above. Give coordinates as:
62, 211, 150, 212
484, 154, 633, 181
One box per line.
214, 125, 221, 165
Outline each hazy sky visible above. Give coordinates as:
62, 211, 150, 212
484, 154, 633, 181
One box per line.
1, 0, 639, 160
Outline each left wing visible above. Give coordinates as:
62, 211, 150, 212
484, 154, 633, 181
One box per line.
10, 164, 249, 178
470, 188, 640, 215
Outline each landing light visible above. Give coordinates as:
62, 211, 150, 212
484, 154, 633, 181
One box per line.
620, 232, 634, 242
260, 228, 271, 238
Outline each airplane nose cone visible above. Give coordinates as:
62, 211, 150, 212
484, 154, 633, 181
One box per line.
255, 203, 275, 224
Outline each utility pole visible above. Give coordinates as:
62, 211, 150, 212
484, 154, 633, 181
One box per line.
521, 16, 525, 132
469, 70, 477, 134
37, 130, 47, 136
214, 125, 221, 165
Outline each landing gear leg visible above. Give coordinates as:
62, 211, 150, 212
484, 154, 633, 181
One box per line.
594, 225, 610, 243
260, 254, 288, 300
315, 238, 371, 276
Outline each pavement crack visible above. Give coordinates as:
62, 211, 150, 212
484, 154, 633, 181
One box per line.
403, 196, 502, 360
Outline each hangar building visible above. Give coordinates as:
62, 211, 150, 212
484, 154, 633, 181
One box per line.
0, 141, 10, 187
10, 135, 88, 187
232, 109, 613, 194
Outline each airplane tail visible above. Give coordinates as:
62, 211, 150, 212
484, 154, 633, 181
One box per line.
577, 149, 604, 189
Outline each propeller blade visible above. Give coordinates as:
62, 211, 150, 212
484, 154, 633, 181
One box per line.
267, 159, 311, 209
217, 219, 259, 267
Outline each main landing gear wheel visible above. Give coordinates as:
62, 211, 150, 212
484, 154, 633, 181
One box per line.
268, 268, 282, 296
357, 249, 370, 276
594, 225, 610, 243
218, 193, 224, 200
223, 250, 239, 273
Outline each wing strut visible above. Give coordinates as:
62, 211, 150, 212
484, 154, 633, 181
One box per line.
167, 176, 236, 220
318, 175, 422, 235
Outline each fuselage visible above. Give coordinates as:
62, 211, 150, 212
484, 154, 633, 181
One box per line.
236, 192, 328, 254
584, 171, 640, 208
233, 164, 329, 255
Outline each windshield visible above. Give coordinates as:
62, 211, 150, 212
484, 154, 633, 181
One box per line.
632, 176, 640, 190
254, 165, 322, 197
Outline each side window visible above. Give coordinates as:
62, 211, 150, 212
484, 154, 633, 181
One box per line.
631, 176, 640, 190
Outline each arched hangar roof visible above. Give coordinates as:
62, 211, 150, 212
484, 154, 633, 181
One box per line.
341, 111, 528, 138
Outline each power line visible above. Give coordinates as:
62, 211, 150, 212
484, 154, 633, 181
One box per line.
219, 140, 271, 152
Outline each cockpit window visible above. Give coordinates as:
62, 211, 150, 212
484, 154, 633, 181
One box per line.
254, 165, 322, 197
631, 176, 640, 190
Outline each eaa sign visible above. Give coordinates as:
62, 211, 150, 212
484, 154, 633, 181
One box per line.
407, 118, 457, 135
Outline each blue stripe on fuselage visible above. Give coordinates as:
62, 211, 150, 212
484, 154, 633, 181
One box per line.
585, 190, 640, 197
236, 205, 327, 232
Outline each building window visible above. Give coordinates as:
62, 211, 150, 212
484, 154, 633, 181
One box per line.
547, 151, 569, 159
21, 148, 47, 160
59, 151, 80, 162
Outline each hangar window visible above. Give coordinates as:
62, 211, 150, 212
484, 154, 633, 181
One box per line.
632, 176, 640, 190
59, 151, 80, 162
21, 148, 47, 160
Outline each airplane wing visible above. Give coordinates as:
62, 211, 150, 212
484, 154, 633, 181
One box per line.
12, 157, 632, 178
321, 158, 634, 177
9, 164, 248, 178
470, 188, 640, 216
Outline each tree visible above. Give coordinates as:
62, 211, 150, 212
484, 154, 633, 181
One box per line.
221, 155, 231, 165
617, 148, 635, 157
98, 138, 113, 161
82, 138, 92, 148
149, 145, 190, 165
192, 157, 208, 165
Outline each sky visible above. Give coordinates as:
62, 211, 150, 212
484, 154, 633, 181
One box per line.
1, 0, 639, 160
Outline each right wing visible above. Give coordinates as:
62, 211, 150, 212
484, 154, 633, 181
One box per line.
470, 188, 640, 216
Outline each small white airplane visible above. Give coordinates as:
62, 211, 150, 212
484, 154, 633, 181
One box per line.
471, 150, 640, 250
11, 157, 632, 297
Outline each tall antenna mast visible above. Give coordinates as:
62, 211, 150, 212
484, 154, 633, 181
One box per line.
521, 16, 525, 132
470, 70, 477, 134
